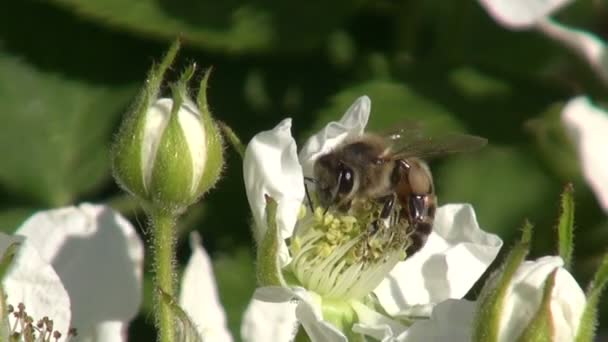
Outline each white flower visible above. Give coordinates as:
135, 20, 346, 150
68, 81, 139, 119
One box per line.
495, 256, 585, 341
241, 96, 503, 341
179, 232, 233, 342
1, 203, 144, 341
477, 0, 608, 84
562, 96, 608, 213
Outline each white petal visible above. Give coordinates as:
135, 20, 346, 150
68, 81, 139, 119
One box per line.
15, 204, 144, 340
243, 119, 305, 263
241, 295, 298, 342
397, 299, 475, 342
298, 96, 371, 176
477, 0, 572, 29
498, 256, 585, 342
550, 267, 586, 341
562, 96, 608, 212
293, 289, 348, 342
536, 19, 608, 85
1, 232, 71, 337
177, 99, 208, 195
179, 232, 233, 342
351, 301, 407, 341
142, 98, 172, 192
374, 204, 502, 316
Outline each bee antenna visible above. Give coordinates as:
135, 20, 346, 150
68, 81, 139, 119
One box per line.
304, 181, 314, 212
304, 176, 317, 184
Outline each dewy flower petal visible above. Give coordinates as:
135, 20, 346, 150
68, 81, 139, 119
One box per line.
15, 204, 144, 340
498, 256, 585, 342
298, 96, 370, 177
562, 96, 608, 213
179, 232, 232, 342
1, 232, 72, 338
374, 204, 502, 316
243, 118, 305, 260
477, 0, 573, 29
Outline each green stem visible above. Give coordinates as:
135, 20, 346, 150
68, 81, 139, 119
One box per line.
151, 211, 177, 342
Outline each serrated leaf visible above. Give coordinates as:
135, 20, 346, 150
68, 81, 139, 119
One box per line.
0, 52, 135, 206
44, 0, 355, 54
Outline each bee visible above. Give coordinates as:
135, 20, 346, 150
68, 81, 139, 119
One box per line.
310, 130, 486, 256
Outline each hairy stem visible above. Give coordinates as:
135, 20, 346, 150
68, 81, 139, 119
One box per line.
151, 211, 176, 342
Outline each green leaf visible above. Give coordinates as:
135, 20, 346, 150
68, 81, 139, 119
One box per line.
557, 183, 575, 270
158, 288, 203, 342
473, 222, 532, 342
435, 146, 556, 240
517, 270, 557, 342
0, 51, 135, 206
43, 0, 355, 54
256, 195, 286, 287
576, 253, 608, 342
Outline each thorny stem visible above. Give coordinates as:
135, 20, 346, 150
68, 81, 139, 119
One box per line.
151, 210, 177, 342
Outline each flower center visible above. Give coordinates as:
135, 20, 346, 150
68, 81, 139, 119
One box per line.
5, 302, 77, 342
287, 200, 410, 301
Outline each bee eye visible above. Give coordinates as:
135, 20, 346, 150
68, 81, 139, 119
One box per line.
338, 164, 354, 194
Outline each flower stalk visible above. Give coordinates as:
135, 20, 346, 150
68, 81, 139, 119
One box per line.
152, 211, 177, 342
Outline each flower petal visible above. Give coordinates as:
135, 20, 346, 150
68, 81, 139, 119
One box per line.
1, 232, 71, 337
179, 232, 233, 342
477, 0, 573, 29
244, 119, 305, 259
293, 289, 347, 342
241, 295, 298, 342
298, 96, 371, 176
562, 96, 608, 213
397, 299, 475, 342
374, 204, 502, 316
536, 20, 608, 85
15, 204, 144, 340
351, 301, 407, 341
498, 256, 585, 342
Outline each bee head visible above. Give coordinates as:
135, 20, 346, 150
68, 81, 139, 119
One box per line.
313, 154, 355, 207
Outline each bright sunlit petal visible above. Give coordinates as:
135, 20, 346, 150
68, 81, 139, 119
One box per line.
179, 232, 233, 342
374, 204, 502, 316
15, 204, 144, 340
298, 96, 371, 177
397, 299, 475, 342
477, 0, 573, 29
1, 232, 71, 338
243, 118, 305, 261
562, 96, 608, 213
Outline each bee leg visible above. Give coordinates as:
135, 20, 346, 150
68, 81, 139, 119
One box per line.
368, 194, 396, 234
303, 179, 314, 212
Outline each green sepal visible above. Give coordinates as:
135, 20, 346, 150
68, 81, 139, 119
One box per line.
149, 69, 195, 213
473, 221, 533, 342
158, 287, 203, 342
556, 183, 575, 270
517, 270, 558, 342
575, 253, 608, 342
256, 195, 286, 287
196, 68, 225, 195
112, 40, 181, 202
218, 121, 246, 159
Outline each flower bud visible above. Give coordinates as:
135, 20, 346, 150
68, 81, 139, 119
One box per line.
474, 255, 586, 342
112, 43, 223, 213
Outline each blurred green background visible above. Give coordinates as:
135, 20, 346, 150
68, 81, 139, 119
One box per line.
1, 0, 607, 340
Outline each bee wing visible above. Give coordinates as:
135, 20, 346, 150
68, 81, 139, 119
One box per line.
389, 132, 487, 159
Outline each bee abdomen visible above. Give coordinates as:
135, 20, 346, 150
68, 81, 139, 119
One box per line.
404, 196, 436, 257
